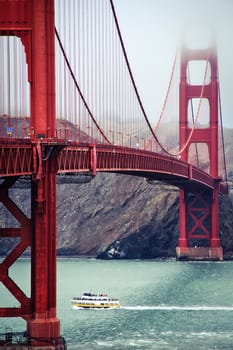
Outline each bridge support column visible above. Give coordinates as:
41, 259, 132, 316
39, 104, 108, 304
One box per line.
209, 184, 223, 260
176, 186, 223, 261
0, 0, 66, 346
0, 157, 65, 348
176, 189, 188, 258
27, 152, 61, 344
177, 189, 187, 249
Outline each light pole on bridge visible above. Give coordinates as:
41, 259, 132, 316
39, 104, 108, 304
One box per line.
126, 133, 132, 147
140, 137, 146, 150
117, 131, 124, 146
109, 130, 114, 144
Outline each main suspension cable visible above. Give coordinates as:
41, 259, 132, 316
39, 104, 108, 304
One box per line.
176, 51, 210, 156
109, 0, 161, 146
218, 83, 228, 183
55, 27, 111, 144
187, 65, 199, 167
145, 49, 178, 151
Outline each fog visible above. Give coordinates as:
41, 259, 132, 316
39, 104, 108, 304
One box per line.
114, 0, 233, 128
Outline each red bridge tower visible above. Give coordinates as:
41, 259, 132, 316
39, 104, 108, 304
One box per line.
0, 0, 64, 348
176, 39, 223, 260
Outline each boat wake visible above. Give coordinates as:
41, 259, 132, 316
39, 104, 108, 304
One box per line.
72, 305, 233, 311
121, 305, 233, 311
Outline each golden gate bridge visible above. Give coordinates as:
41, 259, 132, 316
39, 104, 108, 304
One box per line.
0, 0, 228, 348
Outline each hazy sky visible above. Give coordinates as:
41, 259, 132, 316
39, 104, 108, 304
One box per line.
113, 0, 233, 128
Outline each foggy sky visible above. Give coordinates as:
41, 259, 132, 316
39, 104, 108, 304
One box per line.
114, 0, 233, 128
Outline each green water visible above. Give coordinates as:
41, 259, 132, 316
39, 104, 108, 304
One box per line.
1, 258, 233, 349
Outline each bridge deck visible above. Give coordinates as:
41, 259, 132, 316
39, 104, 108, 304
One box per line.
0, 139, 222, 192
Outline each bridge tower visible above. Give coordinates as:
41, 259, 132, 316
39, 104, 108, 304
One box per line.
176, 39, 223, 260
0, 0, 64, 347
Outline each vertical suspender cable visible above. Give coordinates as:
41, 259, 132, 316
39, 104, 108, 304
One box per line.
7, 37, 11, 129
187, 62, 199, 167
218, 87, 228, 184
94, 0, 98, 139
77, 0, 81, 135
0, 39, 3, 126
55, 27, 110, 143
67, 0, 71, 127
14, 39, 18, 135
109, 0, 161, 147
72, 0, 77, 129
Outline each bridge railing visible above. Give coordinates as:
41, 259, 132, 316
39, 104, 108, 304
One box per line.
0, 139, 223, 192
95, 144, 189, 176
190, 166, 215, 189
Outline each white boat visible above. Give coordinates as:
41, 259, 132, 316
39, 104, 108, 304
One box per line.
71, 292, 120, 309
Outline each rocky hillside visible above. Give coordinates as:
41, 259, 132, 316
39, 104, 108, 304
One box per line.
56, 173, 233, 259
56, 174, 179, 258
1, 171, 233, 259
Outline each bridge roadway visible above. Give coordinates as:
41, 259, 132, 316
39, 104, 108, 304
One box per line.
0, 138, 222, 192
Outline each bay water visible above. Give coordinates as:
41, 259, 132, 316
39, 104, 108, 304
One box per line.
1, 258, 233, 349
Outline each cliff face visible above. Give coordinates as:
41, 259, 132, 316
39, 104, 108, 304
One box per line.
1, 172, 233, 259
56, 174, 179, 257
56, 173, 233, 259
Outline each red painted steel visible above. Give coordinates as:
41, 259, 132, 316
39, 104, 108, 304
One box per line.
27, 0, 61, 342
56, 144, 216, 190
30, 1, 56, 140
29, 155, 60, 341
0, 142, 33, 176
0, 178, 31, 318
0, 141, 218, 190
177, 40, 223, 260
0, 0, 61, 345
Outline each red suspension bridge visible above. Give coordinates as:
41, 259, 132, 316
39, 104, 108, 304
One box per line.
0, 0, 228, 347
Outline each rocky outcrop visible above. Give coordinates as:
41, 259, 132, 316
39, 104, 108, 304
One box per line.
219, 194, 233, 258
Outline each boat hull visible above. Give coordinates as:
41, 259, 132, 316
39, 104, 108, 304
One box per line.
71, 292, 120, 309
72, 302, 120, 309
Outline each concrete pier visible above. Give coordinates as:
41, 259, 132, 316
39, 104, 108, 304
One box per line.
0, 331, 66, 350
176, 247, 224, 261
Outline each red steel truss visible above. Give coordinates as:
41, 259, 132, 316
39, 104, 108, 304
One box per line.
0, 142, 218, 190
